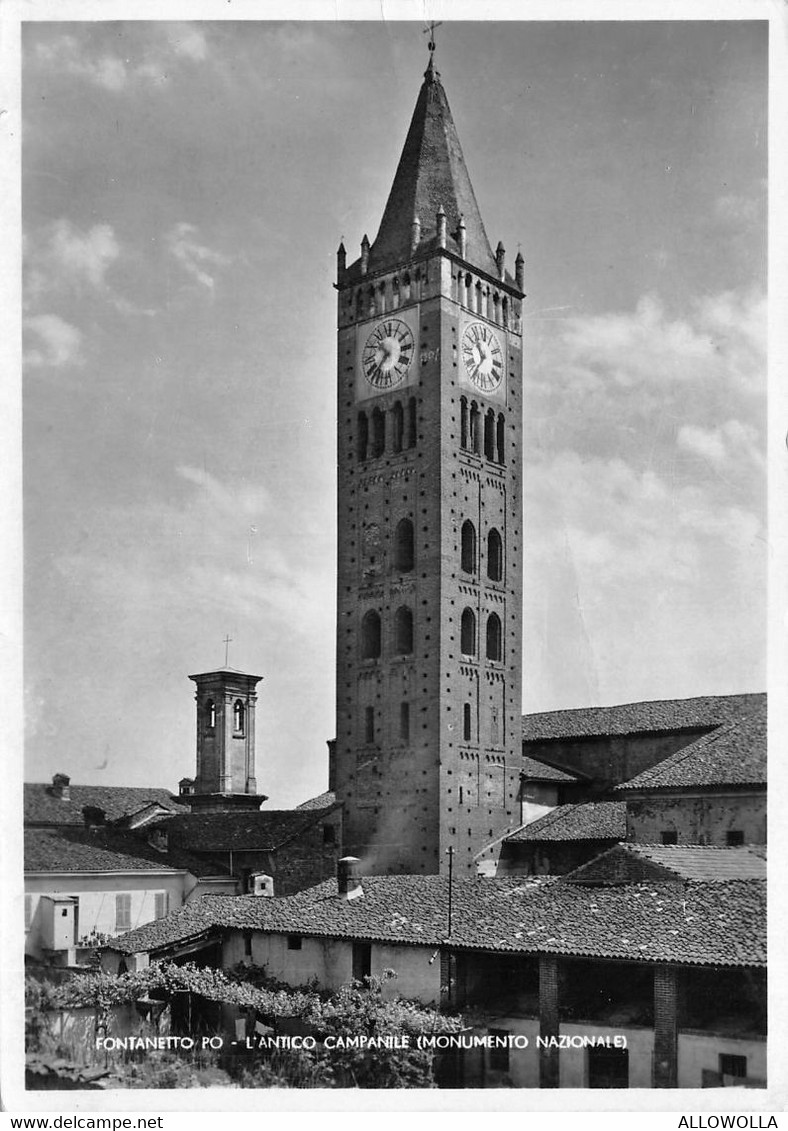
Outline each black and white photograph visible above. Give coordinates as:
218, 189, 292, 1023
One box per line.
3, 1, 782, 1115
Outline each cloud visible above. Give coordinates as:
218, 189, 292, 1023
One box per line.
32, 24, 213, 92
165, 223, 231, 290
26, 219, 120, 298
24, 314, 83, 368
176, 465, 271, 517
677, 420, 764, 471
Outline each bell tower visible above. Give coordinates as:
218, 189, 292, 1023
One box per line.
334, 47, 525, 874
188, 667, 266, 811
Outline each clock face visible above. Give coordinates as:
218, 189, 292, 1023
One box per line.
461, 322, 504, 393
362, 319, 415, 390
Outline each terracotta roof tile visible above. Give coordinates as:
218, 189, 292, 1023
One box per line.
25, 783, 187, 827
522, 693, 764, 743
24, 827, 228, 877
165, 809, 333, 853
504, 801, 626, 843
109, 874, 765, 968
616, 703, 766, 790
520, 757, 579, 783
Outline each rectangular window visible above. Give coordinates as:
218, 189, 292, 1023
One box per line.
322, 824, 336, 845
352, 942, 372, 982
244, 932, 253, 958
154, 892, 169, 920
287, 935, 302, 951
719, 1054, 747, 1078
364, 706, 374, 744
488, 1029, 510, 1072
400, 702, 410, 742
660, 831, 678, 845
115, 893, 131, 932
726, 830, 745, 847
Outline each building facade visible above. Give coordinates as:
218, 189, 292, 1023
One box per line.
333, 52, 525, 874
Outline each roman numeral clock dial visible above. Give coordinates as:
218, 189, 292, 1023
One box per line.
461, 322, 503, 393
362, 319, 414, 390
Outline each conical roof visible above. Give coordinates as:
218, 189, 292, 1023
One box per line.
365, 58, 497, 276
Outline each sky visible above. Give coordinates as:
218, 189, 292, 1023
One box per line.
19, 16, 768, 807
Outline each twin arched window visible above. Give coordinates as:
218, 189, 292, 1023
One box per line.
460, 609, 503, 661
460, 521, 502, 581
361, 607, 414, 658
357, 398, 417, 462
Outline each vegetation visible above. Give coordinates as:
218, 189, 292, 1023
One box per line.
26, 962, 464, 1089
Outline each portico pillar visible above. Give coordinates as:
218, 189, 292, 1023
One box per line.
539, 954, 560, 1088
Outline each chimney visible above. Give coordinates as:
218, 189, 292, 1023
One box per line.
251, 873, 274, 897
82, 805, 105, 828
337, 856, 363, 901
51, 773, 71, 800
179, 777, 195, 798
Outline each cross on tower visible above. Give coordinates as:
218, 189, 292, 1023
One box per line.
424, 20, 442, 59
223, 634, 233, 667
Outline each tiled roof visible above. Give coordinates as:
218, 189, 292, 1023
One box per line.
109, 874, 765, 968
616, 703, 766, 790
25, 783, 187, 827
563, 843, 767, 885
295, 791, 338, 811
622, 844, 766, 881
522, 693, 764, 743
165, 809, 332, 853
504, 802, 626, 843
24, 828, 229, 877
520, 757, 579, 784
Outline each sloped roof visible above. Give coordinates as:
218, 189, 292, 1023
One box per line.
108, 874, 765, 968
522, 693, 764, 743
504, 801, 626, 843
349, 59, 498, 279
564, 843, 767, 885
296, 791, 338, 811
165, 808, 333, 853
24, 828, 228, 877
24, 783, 187, 828
616, 703, 766, 791
520, 757, 579, 784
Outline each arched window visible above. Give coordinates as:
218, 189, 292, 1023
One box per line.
361, 610, 381, 659
484, 409, 495, 461
460, 396, 468, 449
371, 408, 385, 458
407, 397, 417, 449
461, 520, 476, 574
475, 281, 483, 315
496, 414, 505, 464
487, 528, 503, 582
392, 401, 404, 453
378, 281, 386, 313
368, 286, 376, 318
357, 412, 368, 462
486, 613, 502, 661
464, 272, 473, 307
394, 607, 414, 654
502, 297, 509, 329
460, 608, 476, 656
391, 278, 400, 309
356, 290, 364, 320
394, 518, 414, 572
402, 273, 411, 303
233, 699, 245, 734
205, 699, 216, 729
463, 704, 472, 742
493, 292, 500, 324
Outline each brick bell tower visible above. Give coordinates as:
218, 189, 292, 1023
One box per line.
187, 667, 266, 811
333, 44, 525, 875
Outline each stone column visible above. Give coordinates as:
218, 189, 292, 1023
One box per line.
539, 955, 560, 1088
653, 965, 679, 1087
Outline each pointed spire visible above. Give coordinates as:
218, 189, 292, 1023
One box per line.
337, 241, 347, 282
360, 234, 370, 275
364, 62, 496, 275
515, 249, 524, 291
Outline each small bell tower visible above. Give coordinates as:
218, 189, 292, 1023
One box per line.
188, 666, 266, 810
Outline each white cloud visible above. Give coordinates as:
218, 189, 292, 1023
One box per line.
677, 420, 764, 471
165, 223, 231, 290
24, 314, 83, 368
33, 25, 212, 93
177, 465, 271, 517
26, 219, 120, 297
